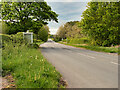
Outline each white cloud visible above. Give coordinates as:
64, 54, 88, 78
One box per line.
47, 2, 88, 34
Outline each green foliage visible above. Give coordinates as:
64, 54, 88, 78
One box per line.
53, 35, 61, 42
2, 41, 62, 88
0, 21, 1, 33
1, 21, 8, 34
67, 38, 89, 44
0, 34, 11, 42
11, 32, 24, 44
37, 26, 49, 42
57, 21, 83, 40
1, 2, 58, 34
74, 45, 118, 53
60, 42, 118, 53
33, 39, 42, 43
80, 2, 120, 46
0, 34, 11, 48
27, 43, 39, 49
49, 34, 54, 38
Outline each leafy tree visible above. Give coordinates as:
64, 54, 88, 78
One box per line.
57, 25, 66, 39
57, 21, 82, 40
1, 1, 58, 34
80, 2, 120, 46
37, 25, 49, 42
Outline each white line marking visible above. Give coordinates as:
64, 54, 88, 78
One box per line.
111, 62, 120, 65
78, 53, 96, 59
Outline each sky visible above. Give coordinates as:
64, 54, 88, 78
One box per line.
46, 1, 89, 34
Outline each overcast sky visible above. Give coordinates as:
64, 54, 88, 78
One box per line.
46, 1, 89, 34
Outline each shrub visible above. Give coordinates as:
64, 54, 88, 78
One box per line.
34, 39, 42, 43
11, 32, 25, 44
53, 35, 61, 42
0, 34, 11, 42
27, 43, 39, 49
37, 26, 49, 42
0, 34, 11, 48
33, 39, 37, 43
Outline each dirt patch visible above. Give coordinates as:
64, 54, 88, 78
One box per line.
58, 77, 68, 88
1, 75, 16, 89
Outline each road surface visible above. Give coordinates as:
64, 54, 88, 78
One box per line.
40, 39, 118, 88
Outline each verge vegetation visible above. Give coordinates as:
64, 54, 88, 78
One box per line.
59, 41, 118, 53
1, 34, 64, 88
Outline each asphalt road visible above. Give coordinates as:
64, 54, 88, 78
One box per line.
40, 39, 118, 88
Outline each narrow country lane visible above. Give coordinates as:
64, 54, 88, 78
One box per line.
40, 39, 118, 88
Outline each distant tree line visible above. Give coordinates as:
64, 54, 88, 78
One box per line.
56, 21, 83, 40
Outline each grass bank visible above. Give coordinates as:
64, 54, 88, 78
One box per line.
59, 42, 118, 54
2, 42, 64, 88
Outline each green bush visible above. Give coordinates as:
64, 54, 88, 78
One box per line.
33, 39, 42, 43
0, 34, 11, 48
53, 36, 61, 42
1, 34, 11, 41
1, 33, 43, 49
33, 39, 37, 43
54, 38, 61, 42
62, 39, 67, 42
11, 32, 24, 44
37, 26, 49, 42
27, 43, 39, 49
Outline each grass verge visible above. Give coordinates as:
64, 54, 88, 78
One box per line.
36, 41, 44, 46
59, 42, 118, 54
2, 42, 64, 88
118, 47, 120, 55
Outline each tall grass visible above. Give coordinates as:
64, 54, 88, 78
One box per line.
2, 41, 63, 88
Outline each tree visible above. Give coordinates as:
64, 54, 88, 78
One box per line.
80, 2, 120, 46
37, 25, 49, 42
1, 1, 58, 34
57, 25, 66, 39
57, 21, 82, 39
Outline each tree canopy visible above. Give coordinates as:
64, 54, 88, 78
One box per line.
1, 1, 58, 34
37, 25, 49, 42
80, 2, 120, 46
